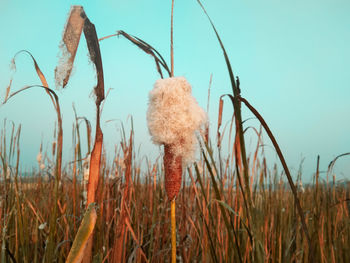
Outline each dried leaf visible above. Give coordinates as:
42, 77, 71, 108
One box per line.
55, 6, 85, 88
4, 79, 12, 103
217, 97, 224, 147
83, 17, 105, 106
114, 30, 171, 78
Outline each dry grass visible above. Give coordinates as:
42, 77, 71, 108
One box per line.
1, 119, 350, 262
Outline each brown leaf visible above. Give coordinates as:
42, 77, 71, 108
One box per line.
83, 17, 105, 106
55, 6, 85, 88
4, 79, 12, 103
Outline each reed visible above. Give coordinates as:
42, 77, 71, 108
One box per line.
0, 121, 349, 262
55, 6, 105, 263
147, 76, 206, 262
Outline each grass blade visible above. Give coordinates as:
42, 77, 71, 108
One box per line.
196, 0, 253, 213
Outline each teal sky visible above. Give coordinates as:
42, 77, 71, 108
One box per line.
0, 0, 349, 182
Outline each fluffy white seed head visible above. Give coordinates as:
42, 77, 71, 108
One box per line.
83, 167, 89, 182
147, 77, 207, 165
38, 222, 47, 230
36, 152, 42, 163
82, 190, 87, 202
6, 169, 11, 179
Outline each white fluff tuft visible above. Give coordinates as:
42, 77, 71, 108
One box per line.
147, 77, 207, 165
55, 42, 73, 88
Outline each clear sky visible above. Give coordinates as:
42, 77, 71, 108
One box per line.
0, 0, 349, 182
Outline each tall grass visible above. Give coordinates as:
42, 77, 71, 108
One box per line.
1, 117, 349, 262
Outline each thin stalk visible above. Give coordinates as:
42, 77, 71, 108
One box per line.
170, 1, 176, 262
170, 0, 175, 77
171, 199, 176, 263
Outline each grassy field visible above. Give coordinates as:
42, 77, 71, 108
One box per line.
1, 120, 350, 262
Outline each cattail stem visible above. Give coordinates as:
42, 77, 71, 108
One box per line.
171, 199, 176, 263
164, 144, 180, 261
170, 0, 174, 77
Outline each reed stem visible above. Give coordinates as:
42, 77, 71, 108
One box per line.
171, 199, 176, 263
170, 1, 176, 261
170, 0, 174, 77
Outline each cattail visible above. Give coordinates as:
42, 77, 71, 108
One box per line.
163, 144, 183, 200
147, 76, 207, 200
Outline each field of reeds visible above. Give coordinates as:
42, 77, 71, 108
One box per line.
1, 117, 350, 263
1, 2, 350, 263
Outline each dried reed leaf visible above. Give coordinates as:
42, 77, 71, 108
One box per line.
217, 97, 224, 147
4, 79, 12, 103
196, 1, 239, 96
77, 117, 92, 155
55, 5, 105, 107
83, 17, 105, 106
31, 54, 49, 88
65, 203, 97, 263
3, 85, 59, 105
11, 50, 49, 88
11, 50, 56, 108
114, 30, 171, 79
328, 152, 350, 173
55, 6, 85, 88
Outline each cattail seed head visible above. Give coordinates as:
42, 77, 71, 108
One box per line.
147, 77, 207, 199
36, 152, 42, 163
147, 77, 207, 165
